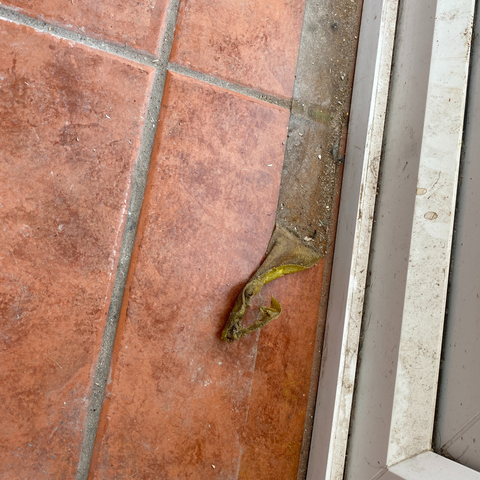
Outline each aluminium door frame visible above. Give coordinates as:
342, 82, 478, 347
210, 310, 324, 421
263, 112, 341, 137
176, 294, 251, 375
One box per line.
305, 0, 478, 478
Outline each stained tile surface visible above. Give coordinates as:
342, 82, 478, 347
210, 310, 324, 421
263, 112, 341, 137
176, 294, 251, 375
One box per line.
0, 20, 153, 478
171, 0, 306, 99
90, 72, 290, 478
1, 0, 170, 54
236, 263, 324, 479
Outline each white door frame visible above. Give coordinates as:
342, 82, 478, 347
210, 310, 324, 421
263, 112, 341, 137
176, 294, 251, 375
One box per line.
305, 0, 477, 478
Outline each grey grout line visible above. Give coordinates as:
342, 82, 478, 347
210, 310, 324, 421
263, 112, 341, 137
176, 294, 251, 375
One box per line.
168, 62, 293, 109
0, 5, 159, 66
74, 0, 181, 477
0, 5, 292, 109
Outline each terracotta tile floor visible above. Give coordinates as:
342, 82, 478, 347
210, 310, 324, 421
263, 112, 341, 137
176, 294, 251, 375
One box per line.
0, 0, 360, 478
171, 0, 305, 98
2, 0, 171, 54
0, 19, 154, 478
91, 72, 289, 479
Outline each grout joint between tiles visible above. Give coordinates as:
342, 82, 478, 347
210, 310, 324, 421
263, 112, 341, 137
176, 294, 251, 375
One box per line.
0, 5, 296, 108
0, 4, 159, 66
167, 61, 293, 109
74, 0, 182, 477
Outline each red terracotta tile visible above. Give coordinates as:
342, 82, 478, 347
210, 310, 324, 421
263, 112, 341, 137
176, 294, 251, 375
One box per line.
0, 20, 154, 478
170, 0, 306, 99
2, 0, 170, 55
238, 261, 325, 479
90, 71, 289, 479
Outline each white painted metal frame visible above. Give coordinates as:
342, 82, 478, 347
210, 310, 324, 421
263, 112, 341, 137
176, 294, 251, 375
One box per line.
306, 0, 476, 478
306, 0, 399, 477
